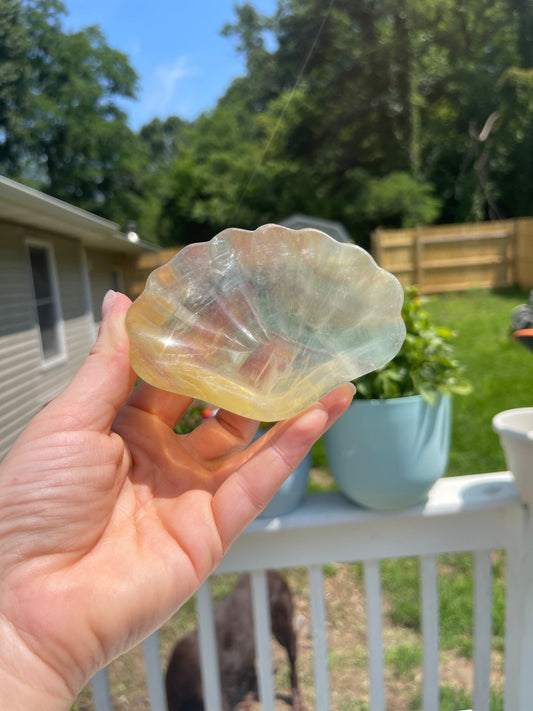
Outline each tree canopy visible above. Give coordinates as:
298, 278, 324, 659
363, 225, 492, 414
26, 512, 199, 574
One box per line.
0, 0, 148, 231
0, 0, 531, 246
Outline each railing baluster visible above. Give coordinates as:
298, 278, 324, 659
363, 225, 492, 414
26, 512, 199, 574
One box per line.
420, 554, 439, 711
504, 530, 523, 711
91, 668, 113, 711
473, 551, 492, 711
196, 579, 224, 711
511, 510, 533, 711
309, 564, 330, 710
251, 569, 276, 711
142, 630, 167, 711
364, 560, 385, 711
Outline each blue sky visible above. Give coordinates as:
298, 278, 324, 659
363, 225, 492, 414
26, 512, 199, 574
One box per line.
62, 0, 278, 130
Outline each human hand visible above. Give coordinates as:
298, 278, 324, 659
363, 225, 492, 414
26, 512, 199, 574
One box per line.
0, 290, 354, 710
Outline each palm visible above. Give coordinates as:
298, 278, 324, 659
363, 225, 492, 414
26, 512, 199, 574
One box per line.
0, 292, 353, 707
2, 391, 258, 689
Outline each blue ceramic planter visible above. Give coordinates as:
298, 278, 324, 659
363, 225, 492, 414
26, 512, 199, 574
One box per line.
324, 395, 451, 510
252, 430, 311, 518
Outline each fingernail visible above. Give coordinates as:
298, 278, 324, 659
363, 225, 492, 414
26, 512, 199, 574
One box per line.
102, 290, 116, 321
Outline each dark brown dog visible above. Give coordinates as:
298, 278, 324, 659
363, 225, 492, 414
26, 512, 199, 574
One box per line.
165, 571, 301, 711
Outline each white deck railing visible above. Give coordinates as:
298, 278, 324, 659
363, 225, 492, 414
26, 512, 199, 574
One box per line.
90, 471, 533, 711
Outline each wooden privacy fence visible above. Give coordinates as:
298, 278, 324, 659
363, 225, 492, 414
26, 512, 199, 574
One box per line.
371, 217, 533, 294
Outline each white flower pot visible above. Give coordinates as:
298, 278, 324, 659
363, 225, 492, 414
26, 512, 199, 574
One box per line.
492, 408, 533, 504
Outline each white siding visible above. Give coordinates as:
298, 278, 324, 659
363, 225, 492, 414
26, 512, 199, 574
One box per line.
0, 223, 97, 459
86, 250, 126, 325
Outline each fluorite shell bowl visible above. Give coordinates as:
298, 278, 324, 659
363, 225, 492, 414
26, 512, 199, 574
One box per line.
125, 224, 406, 421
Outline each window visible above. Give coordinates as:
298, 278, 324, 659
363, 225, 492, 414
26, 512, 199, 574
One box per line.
110, 268, 123, 292
27, 241, 65, 366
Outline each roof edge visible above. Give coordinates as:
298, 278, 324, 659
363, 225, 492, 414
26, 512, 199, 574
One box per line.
0, 175, 158, 253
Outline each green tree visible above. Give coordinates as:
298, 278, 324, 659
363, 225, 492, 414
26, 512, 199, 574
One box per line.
359, 172, 442, 228
135, 116, 189, 241
400, 0, 521, 222
491, 67, 533, 218
212, 0, 442, 243
157, 106, 275, 245
221, 3, 279, 112
139, 116, 188, 166
0, 0, 148, 230
149, 0, 528, 245
0, 0, 32, 175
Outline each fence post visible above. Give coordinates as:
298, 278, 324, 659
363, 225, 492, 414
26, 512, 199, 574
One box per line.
510, 220, 518, 286
415, 225, 423, 288
371, 228, 382, 265
514, 217, 533, 291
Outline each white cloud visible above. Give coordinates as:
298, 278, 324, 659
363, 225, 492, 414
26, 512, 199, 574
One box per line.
140, 55, 198, 124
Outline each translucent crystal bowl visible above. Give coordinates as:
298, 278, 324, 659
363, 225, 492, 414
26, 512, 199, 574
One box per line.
126, 224, 406, 421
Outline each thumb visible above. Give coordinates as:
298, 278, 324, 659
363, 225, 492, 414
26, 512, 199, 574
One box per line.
47, 290, 137, 432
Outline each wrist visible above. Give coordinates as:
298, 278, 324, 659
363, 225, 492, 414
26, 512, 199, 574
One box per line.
0, 666, 71, 711
0, 623, 73, 711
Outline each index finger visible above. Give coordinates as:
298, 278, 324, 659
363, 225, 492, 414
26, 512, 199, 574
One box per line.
211, 383, 355, 550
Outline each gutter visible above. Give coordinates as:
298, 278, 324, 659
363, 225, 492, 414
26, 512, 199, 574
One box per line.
0, 175, 159, 254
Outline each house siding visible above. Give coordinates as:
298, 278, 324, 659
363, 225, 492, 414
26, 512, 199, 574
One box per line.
0, 221, 104, 459
86, 249, 127, 326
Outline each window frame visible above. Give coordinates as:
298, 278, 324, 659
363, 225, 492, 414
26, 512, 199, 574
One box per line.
26, 238, 67, 369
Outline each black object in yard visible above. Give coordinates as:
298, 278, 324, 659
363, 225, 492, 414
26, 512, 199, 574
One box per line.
511, 290, 533, 354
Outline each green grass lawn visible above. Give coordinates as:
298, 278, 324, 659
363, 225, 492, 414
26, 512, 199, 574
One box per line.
311, 287, 532, 709
425, 287, 533, 476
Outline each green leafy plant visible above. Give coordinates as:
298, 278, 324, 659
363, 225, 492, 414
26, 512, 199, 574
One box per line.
355, 286, 471, 403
